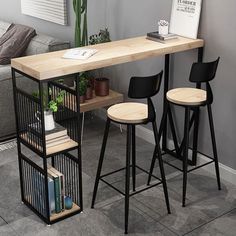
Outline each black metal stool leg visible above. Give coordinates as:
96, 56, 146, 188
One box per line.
168, 106, 180, 156
132, 125, 136, 192
147, 103, 168, 185
183, 107, 190, 207
91, 118, 111, 208
125, 125, 132, 234
152, 121, 171, 214
207, 104, 221, 190
192, 108, 200, 165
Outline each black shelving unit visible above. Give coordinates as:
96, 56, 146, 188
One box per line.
12, 69, 83, 225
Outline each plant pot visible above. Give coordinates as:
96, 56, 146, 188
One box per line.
89, 78, 95, 90
35, 110, 55, 131
85, 87, 93, 100
80, 95, 85, 104
95, 78, 109, 96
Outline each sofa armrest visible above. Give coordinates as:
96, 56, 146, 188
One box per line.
25, 34, 70, 56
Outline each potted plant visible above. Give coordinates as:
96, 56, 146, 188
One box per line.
89, 28, 111, 96
33, 89, 66, 131
85, 78, 93, 100
79, 78, 87, 103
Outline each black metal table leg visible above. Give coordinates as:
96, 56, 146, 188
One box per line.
162, 54, 170, 151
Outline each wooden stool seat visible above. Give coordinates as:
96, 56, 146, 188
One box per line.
167, 87, 207, 106
107, 102, 148, 124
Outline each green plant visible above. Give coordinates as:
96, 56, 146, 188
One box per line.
89, 28, 111, 45
79, 78, 87, 96
73, 0, 88, 47
32, 89, 66, 113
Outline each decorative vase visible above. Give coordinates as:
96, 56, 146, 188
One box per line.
85, 87, 93, 100
35, 110, 55, 131
95, 78, 109, 96
64, 196, 73, 210
80, 95, 85, 104
159, 25, 169, 35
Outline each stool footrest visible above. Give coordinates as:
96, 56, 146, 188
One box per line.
161, 148, 216, 173
99, 164, 163, 197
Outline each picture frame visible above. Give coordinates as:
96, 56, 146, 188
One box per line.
169, 0, 202, 39
21, 0, 68, 25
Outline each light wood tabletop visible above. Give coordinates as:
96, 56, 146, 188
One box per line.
11, 36, 204, 80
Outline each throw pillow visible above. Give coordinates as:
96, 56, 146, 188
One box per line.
0, 24, 36, 65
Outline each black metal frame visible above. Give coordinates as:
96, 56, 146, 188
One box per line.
12, 68, 83, 225
161, 47, 204, 166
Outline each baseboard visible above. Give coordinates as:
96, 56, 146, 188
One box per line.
94, 109, 236, 185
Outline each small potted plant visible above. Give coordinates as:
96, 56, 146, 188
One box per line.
33, 89, 66, 131
89, 28, 111, 96
85, 78, 93, 100
79, 78, 87, 103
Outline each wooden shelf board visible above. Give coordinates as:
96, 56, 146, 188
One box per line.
50, 203, 80, 221
20, 133, 78, 156
64, 89, 123, 113
80, 90, 124, 113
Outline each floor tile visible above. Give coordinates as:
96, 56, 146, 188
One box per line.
186, 209, 236, 236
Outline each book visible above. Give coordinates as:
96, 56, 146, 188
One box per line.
48, 166, 65, 212
48, 168, 61, 214
146, 36, 178, 44
147, 31, 178, 41
62, 48, 98, 60
28, 122, 67, 141
31, 171, 55, 216
46, 136, 71, 148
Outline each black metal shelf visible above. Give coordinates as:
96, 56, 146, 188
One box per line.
12, 69, 83, 225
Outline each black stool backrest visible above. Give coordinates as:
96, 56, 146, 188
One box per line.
189, 57, 220, 104
128, 71, 163, 122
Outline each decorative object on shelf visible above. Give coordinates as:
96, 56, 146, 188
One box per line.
73, 0, 88, 47
170, 0, 202, 39
36, 110, 55, 131
158, 20, 169, 35
64, 196, 73, 210
32, 89, 66, 131
89, 28, 111, 45
85, 82, 93, 100
21, 0, 68, 25
95, 78, 109, 96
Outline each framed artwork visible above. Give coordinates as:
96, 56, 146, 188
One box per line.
21, 0, 68, 25
169, 0, 202, 39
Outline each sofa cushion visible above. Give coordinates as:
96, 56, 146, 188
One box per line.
25, 34, 70, 56
0, 24, 36, 65
0, 64, 11, 81
0, 20, 12, 38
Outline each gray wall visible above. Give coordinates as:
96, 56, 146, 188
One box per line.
0, 0, 236, 170
0, 0, 107, 43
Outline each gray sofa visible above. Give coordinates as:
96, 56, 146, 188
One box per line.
0, 20, 70, 140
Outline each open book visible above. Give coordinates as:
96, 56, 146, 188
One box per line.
62, 48, 98, 60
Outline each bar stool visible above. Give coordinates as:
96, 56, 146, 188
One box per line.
148, 58, 221, 207
91, 71, 171, 234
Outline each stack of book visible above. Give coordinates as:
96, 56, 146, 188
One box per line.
28, 122, 70, 148
47, 166, 65, 215
147, 31, 178, 43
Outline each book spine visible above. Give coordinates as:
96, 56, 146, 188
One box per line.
54, 176, 61, 213
61, 175, 65, 211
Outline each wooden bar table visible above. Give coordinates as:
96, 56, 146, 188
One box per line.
10, 35, 204, 224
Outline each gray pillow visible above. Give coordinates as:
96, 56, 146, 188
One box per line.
0, 24, 36, 65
